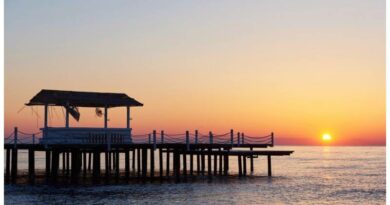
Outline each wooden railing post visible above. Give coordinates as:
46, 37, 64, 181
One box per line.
161, 130, 164, 144
209, 132, 213, 144
14, 127, 18, 148
186, 131, 190, 151
153, 130, 157, 150
237, 132, 241, 147
148, 134, 151, 144
195, 130, 198, 144
230, 129, 234, 145
271, 132, 274, 147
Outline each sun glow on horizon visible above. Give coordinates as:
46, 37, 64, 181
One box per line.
322, 133, 332, 142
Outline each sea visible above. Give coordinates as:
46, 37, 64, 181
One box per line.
4, 146, 386, 204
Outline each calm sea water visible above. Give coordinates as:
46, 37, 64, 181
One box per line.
5, 146, 385, 204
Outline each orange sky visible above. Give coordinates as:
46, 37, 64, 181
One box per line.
4, 1, 385, 145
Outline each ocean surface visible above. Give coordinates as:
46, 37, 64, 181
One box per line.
4, 146, 386, 204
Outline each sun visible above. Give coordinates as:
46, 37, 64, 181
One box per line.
322, 133, 332, 141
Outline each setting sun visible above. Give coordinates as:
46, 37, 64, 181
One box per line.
322, 134, 332, 141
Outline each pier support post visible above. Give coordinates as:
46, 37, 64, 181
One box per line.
66, 151, 70, 176
51, 150, 59, 180
132, 149, 136, 171
183, 152, 187, 179
213, 153, 217, 176
93, 151, 100, 178
45, 150, 51, 179
207, 148, 212, 179
125, 150, 130, 178
88, 152, 92, 171
11, 148, 18, 182
238, 155, 242, 177
166, 149, 170, 178
197, 151, 200, 175
267, 155, 272, 177
250, 147, 254, 173
6, 148, 10, 180
150, 148, 155, 179
115, 151, 120, 179
223, 152, 229, 176
137, 148, 141, 178
28, 148, 35, 183
142, 148, 147, 180
62, 152, 65, 174
159, 148, 163, 180
219, 152, 223, 176
243, 155, 247, 176
190, 153, 194, 176
83, 151, 87, 177
201, 149, 205, 176
71, 150, 78, 179
105, 151, 110, 177
173, 149, 180, 183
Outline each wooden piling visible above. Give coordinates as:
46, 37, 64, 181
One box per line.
115, 151, 120, 179
28, 148, 35, 183
150, 148, 155, 179
159, 148, 163, 179
197, 151, 200, 175
105, 151, 110, 177
51, 150, 59, 180
142, 148, 147, 180
83, 151, 87, 177
207, 148, 212, 178
201, 149, 205, 176
183, 152, 187, 178
219, 153, 223, 175
173, 149, 180, 182
243, 155, 247, 176
66, 151, 70, 176
267, 155, 272, 177
6, 148, 10, 180
223, 152, 229, 176
125, 150, 130, 178
62, 152, 65, 174
45, 150, 51, 179
88, 152, 92, 171
250, 147, 254, 173
213, 153, 217, 175
132, 149, 136, 171
166, 149, 170, 177
190, 153, 194, 176
71, 150, 78, 179
93, 151, 100, 178
11, 148, 18, 182
137, 148, 141, 178
238, 155, 242, 177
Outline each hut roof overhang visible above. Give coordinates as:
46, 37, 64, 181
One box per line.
25, 89, 143, 108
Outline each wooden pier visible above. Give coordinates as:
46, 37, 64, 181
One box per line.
4, 128, 293, 183
4, 90, 293, 184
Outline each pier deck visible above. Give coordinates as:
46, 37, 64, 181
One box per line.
4, 140, 293, 184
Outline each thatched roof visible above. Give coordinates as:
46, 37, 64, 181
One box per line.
25, 89, 143, 108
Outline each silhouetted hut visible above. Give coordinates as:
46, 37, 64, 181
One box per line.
25, 89, 143, 144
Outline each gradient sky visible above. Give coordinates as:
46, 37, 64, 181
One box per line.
5, 0, 385, 145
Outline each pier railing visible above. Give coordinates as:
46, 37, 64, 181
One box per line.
4, 127, 274, 147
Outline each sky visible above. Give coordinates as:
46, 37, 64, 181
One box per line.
5, 0, 385, 145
